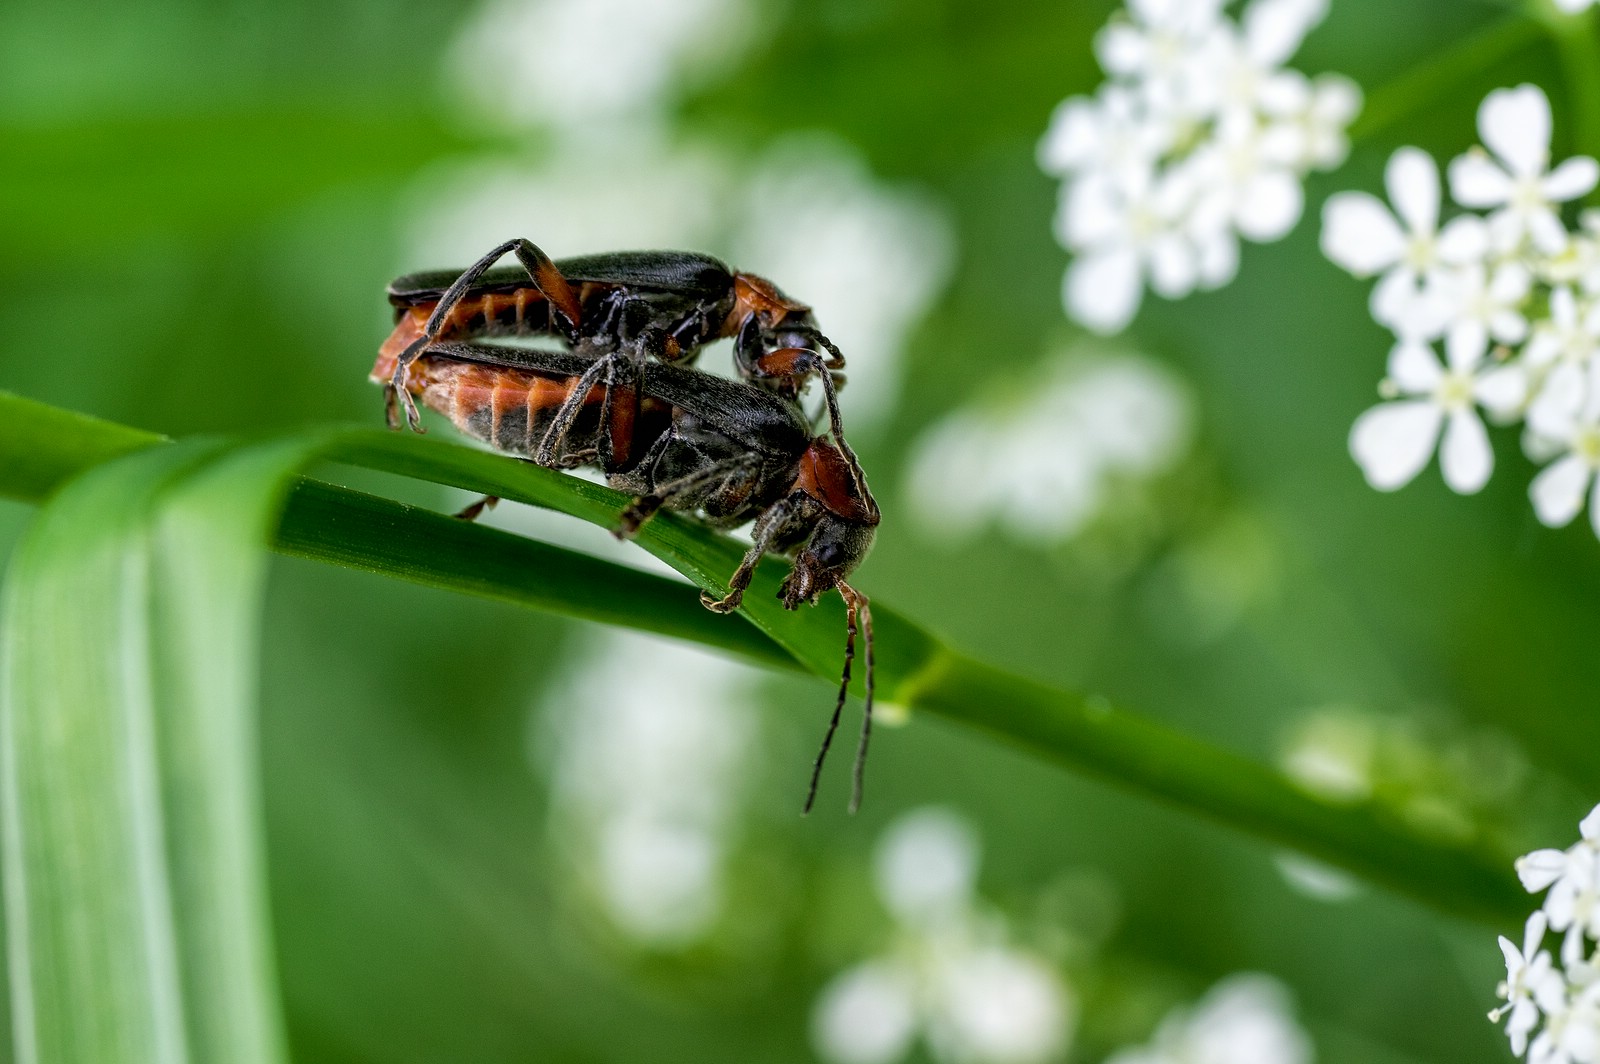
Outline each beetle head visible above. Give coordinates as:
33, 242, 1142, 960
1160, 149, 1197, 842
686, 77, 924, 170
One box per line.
781, 515, 877, 609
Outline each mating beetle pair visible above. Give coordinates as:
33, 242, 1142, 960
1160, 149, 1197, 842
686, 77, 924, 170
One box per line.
374, 241, 879, 813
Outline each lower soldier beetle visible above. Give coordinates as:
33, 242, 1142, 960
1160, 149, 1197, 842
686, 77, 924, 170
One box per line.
371, 337, 880, 813
380, 240, 849, 447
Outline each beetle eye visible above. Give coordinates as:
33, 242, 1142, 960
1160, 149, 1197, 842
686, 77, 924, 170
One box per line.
811, 540, 846, 568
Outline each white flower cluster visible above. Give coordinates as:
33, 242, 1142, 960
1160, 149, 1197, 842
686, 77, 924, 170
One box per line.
1039, 0, 1359, 334
812, 809, 1073, 1064
1107, 973, 1313, 1064
539, 631, 755, 947
1493, 803, 1600, 1063
905, 350, 1193, 544
1323, 84, 1600, 536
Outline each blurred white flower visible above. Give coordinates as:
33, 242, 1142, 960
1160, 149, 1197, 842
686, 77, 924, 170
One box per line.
734, 137, 955, 431
1528, 361, 1600, 535
906, 349, 1194, 544
539, 631, 756, 947
1348, 331, 1525, 494
1044, 0, 1357, 334
446, 0, 752, 134
812, 808, 1074, 1064
875, 807, 981, 928
1555, 0, 1598, 11
1448, 85, 1600, 255
1496, 801, 1600, 1060
1106, 973, 1312, 1064
1321, 147, 1488, 337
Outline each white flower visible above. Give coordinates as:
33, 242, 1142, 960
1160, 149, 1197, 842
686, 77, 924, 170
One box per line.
1321, 147, 1489, 336
1529, 362, 1600, 535
875, 808, 981, 929
1045, 0, 1357, 333
814, 961, 920, 1064
1058, 165, 1202, 333
1441, 260, 1533, 357
1202, 0, 1329, 123
1293, 73, 1363, 170
927, 948, 1071, 1064
812, 809, 1075, 1064
1038, 86, 1171, 180
1448, 84, 1600, 255
1107, 973, 1312, 1064
1554, 0, 1598, 15
1187, 111, 1306, 243
1349, 331, 1526, 493
1095, 0, 1228, 117
1529, 985, 1600, 1064
907, 350, 1194, 544
1494, 912, 1562, 1056
1527, 288, 1600, 370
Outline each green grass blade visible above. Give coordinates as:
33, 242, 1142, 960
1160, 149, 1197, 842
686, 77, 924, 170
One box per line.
0, 395, 1530, 925
0, 440, 289, 1064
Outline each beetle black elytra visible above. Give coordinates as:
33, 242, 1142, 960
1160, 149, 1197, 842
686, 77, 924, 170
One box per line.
380, 240, 851, 457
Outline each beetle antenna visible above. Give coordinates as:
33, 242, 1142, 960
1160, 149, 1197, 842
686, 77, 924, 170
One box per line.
845, 584, 874, 815
804, 331, 875, 516
803, 585, 860, 815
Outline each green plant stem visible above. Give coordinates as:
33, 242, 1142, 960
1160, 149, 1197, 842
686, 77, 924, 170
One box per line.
1535, 4, 1600, 170
0, 391, 1530, 926
1349, 12, 1543, 143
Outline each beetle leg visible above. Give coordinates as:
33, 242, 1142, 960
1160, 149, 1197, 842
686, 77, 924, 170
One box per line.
453, 495, 500, 522
389, 239, 583, 433
616, 452, 763, 540
533, 354, 613, 467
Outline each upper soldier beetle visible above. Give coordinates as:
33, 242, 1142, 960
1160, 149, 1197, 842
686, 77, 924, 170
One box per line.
371, 337, 879, 813
380, 240, 850, 456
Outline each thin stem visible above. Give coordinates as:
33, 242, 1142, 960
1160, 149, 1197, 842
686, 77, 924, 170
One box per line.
1349, 13, 1543, 143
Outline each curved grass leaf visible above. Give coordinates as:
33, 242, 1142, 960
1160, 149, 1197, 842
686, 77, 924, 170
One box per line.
0, 392, 1528, 933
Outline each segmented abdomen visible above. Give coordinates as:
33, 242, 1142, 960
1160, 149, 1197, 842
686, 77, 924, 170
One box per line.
371, 350, 662, 465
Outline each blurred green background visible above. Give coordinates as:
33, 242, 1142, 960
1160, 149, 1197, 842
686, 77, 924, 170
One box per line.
1, 0, 1593, 1061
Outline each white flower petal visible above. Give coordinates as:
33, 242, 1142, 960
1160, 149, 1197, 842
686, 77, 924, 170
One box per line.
1038, 96, 1101, 175
1150, 234, 1199, 298
1196, 229, 1239, 288
1237, 171, 1303, 241
1436, 215, 1489, 264
1490, 261, 1533, 303
1475, 364, 1528, 417
1066, 249, 1143, 334
1529, 362, 1586, 437
1519, 849, 1572, 892
1479, 84, 1553, 177
1321, 192, 1404, 275
1580, 803, 1600, 840
1590, 473, 1600, 540
1441, 409, 1493, 493
812, 962, 918, 1064
1531, 453, 1591, 526
1448, 319, 1490, 366
1386, 147, 1440, 235
1543, 156, 1600, 202
1444, 325, 1487, 372
1058, 175, 1121, 248
1530, 208, 1570, 257
1244, 0, 1328, 66
1095, 23, 1146, 78
1350, 400, 1444, 490
1388, 340, 1444, 392
1448, 150, 1513, 207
